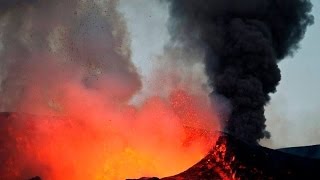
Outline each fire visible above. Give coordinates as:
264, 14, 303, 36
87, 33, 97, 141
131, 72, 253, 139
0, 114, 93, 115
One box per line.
2, 87, 220, 179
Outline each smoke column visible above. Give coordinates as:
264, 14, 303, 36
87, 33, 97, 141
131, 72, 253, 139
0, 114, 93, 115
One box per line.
165, 0, 314, 143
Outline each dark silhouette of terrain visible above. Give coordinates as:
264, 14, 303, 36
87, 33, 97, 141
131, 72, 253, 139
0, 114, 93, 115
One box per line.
279, 145, 320, 159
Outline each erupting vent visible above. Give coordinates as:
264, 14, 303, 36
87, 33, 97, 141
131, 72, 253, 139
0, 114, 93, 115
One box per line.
0, 0, 317, 179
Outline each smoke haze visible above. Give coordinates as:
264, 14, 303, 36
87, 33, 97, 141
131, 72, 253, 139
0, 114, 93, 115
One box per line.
0, 0, 220, 179
0, 0, 142, 112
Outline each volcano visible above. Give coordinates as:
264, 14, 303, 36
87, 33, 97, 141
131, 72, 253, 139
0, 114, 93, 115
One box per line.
133, 134, 320, 180
0, 111, 217, 179
1, 112, 319, 180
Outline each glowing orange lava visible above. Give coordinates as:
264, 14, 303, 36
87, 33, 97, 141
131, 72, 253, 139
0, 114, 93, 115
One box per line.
3, 87, 220, 180
0, 1, 222, 179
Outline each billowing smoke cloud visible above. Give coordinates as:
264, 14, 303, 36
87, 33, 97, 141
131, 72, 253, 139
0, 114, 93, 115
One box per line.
165, 0, 314, 143
0, 0, 141, 112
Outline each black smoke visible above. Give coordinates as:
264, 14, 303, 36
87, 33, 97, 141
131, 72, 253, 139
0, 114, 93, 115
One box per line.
165, 0, 314, 144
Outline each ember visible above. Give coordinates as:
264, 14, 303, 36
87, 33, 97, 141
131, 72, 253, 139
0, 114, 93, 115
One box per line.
133, 133, 320, 180
0, 0, 318, 179
0, 0, 220, 179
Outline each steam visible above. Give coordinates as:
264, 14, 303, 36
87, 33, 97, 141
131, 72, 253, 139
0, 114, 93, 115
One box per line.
165, 0, 314, 143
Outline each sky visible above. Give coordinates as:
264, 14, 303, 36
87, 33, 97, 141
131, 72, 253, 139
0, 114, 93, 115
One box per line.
119, 0, 320, 148
263, 0, 320, 148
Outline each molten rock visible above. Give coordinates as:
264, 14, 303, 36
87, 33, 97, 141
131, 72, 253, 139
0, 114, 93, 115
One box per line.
134, 133, 320, 179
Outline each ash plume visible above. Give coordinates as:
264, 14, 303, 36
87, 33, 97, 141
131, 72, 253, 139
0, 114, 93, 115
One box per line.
165, 0, 314, 143
0, 0, 142, 178
0, 1, 220, 179
0, 0, 37, 14
0, 0, 141, 112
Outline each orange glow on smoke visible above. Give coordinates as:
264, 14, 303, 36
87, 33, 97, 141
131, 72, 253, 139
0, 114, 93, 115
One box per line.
0, 1, 222, 179
4, 79, 220, 179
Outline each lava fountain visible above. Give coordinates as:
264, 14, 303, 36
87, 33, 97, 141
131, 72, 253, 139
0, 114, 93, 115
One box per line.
0, 1, 220, 179
1, 89, 219, 180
